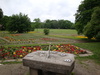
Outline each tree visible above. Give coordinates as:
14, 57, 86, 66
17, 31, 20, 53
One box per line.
0, 8, 3, 30
7, 13, 31, 33
84, 7, 100, 39
31, 22, 35, 31
50, 20, 58, 29
0, 8, 3, 19
44, 19, 52, 28
33, 18, 41, 29
58, 20, 73, 29
43, 19, 73, 29
0, 15, 10, 30
75, 0, 100, 35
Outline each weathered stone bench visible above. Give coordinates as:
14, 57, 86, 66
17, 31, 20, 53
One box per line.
23, 51, 75, 75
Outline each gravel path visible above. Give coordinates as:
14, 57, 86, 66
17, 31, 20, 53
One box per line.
0, 63, 28, 75
73, 60, 100, 75
0, 59, 100, 75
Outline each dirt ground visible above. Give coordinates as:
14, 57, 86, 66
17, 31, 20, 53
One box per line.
0, 59, 100, 75
73, 60, 100, 75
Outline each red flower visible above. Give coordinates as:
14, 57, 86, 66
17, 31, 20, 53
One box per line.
13, 54, 17, 57
27, 47, 32, 49
21, 46, 25, 48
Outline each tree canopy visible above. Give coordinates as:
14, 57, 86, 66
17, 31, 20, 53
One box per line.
84, 7, 100, 39
7, 13, 31, 33
75, 0, 100, 39
0, 8, 3, 30
0, 8, 3, 19
31, 19, 74, 29
0, 15, 9, 30
41, 19, 74, 29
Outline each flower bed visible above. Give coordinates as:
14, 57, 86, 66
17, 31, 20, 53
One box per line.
11, 34, 22, 36
40, 38, 58, 41
0, 44, 87, 59
4, 37, 16, 41
76, 36, 96, 40
4, 36, 34, 42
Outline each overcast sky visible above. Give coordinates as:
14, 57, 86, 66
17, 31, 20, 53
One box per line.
0, 0, 83, 22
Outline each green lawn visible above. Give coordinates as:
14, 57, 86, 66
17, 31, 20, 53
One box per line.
0, 29, 79, 45
73, 42, 100, 63
37, 29, 78, 36
0, 29, 100, 63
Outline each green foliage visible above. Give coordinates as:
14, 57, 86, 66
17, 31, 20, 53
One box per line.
44, 28, 49, 35
33, 18, 41, 28
84, 22, 94, 39
96, 32, 100, 40
75, 22, 83, 34
0, 8, 3, 19
42, 19, 73, 29
84, 7, 100, 39
0, 16, 10, 30
75, 0, 100, 34
31, 22, 35, 31
7, 13, 31, 33
0, 8, 3, 30
58, 20, 73, 29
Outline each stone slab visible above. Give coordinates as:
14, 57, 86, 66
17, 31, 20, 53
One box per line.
23, 51, 75, 74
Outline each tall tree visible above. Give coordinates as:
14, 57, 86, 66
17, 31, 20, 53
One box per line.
75, 0, 100, 34
0, 8, 3, 19
0, 8, 3, 30
0, 15, 10, 30
84, 7, 100, 39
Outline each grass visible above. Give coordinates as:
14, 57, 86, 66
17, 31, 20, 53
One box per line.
1, 61, 22, 64
73, 42, 100, 63
0, 29, 79, 45
0, 29, 100, 64
0, 39, 8, 44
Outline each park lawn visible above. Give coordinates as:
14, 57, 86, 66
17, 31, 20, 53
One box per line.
0, 29, 100, 63
0, 29, 87, 42
37, 29, 78, 36
0, 39, 8, 44
73, 42, 100, 63
0, 29, 80, 45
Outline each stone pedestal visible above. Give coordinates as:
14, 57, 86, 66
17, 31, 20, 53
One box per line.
23, 51, 75, 75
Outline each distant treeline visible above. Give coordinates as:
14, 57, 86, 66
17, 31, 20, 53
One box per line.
32, 19, 75, 29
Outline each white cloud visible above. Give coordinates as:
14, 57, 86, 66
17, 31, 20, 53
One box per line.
0, 0, 83, 22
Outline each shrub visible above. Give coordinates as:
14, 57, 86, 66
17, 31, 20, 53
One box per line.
44, 28, 49, 35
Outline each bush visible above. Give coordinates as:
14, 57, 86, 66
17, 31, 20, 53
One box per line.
44, 28, 49, 35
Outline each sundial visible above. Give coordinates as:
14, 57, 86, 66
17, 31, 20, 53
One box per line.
23, 44, 75, 75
